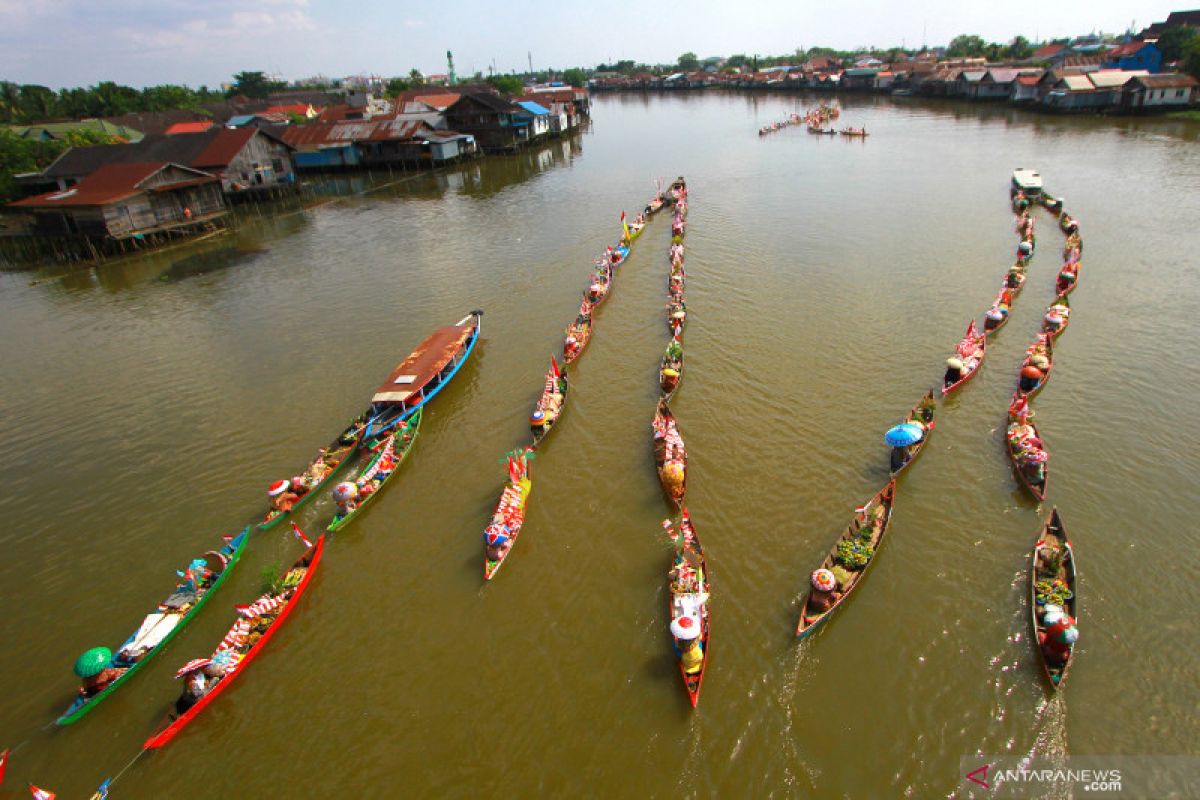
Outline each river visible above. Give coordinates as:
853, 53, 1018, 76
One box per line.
1, 91, 1198, 798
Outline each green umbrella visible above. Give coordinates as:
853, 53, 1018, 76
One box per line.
73, 647, 112, 678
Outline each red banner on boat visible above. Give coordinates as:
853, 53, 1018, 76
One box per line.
291, 522, 313, 549
0, 749, 7, 786
29, 784, 57, 800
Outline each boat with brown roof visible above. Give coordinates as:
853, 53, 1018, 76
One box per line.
361, 310, 482, 447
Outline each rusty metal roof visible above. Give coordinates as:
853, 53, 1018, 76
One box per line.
9, 162, 217, 208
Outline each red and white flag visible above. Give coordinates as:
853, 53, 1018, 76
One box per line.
550, 356, 560, 379
620, 210, 626, 222
29, 784, 57, 800
854, 504, 868, 514
0, 749, 8, 786
291, 522, 313, 549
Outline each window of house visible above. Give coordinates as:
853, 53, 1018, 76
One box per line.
272, 158, 284, 173
1178, 89, 1185, 98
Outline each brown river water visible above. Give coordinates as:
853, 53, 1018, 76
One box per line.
1, 93, 1198, 798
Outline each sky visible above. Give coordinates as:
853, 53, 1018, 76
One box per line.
0, 0, 1185, 89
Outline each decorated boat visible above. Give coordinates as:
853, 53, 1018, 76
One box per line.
327, 409, 421, 532
144, 534, 324, 749
1011, 167, 1043, 198
1015, 333, 1053, 400
563, 300, 594, 364
483, 448, 533, 580
942, 320, 986, 395
652, 399, 687, 506
796, 481, 896, 639
1042, 295, 1071, 339
260, 415, 367, 530
57, 530, 249, 725
530, 358, 568, 447
361, 310, 482, 447
1030, 508, 1078, 689
1055, 261, 1080, 297
667, 298, 687, 336
1006, 395, 1048, 501
659, 338, 684, 399
888, 390, 936, 476
664, 510, 710, 708
586, 261, 613, 307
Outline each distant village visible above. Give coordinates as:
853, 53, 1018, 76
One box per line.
591, 13, 1199, 113
0, 84, 589, 261
1, 8, 1197, 262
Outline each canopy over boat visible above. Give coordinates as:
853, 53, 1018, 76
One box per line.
1012, 168, 1043, 194
371, 315, 477, 405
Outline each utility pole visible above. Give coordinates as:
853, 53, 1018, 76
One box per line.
528, 51, 533, 77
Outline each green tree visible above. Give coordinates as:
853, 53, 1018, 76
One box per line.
1184, 36, 1200, 80
229, 71, 274, 99
947, 34, 988, 58
1157, 26, 1200, 63
18, 84, 58, 121
409, 68, 425, 86
386, 77, 411, 96
486, 75, 524, 96
677, 52, 700, 71
1007, 36, 1033, 60
562, 68, 587, 87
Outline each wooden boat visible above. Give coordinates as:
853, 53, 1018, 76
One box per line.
563, 301, 594, 364
890, 390, 936, 476
260, 414, 367, 530
839, 128, 869, 137
796, 481, 896, 639
529, 359, 568, 447
327, 409, 421, 532
483, 448, 533, 580
610, 243, 630, 266
144, 535, 325, 749
942, 320, 986, 396
652, 399, 687, 506
1030, 508, 1077, 689
983, 279, 1020, 335
586, 261, 613, 307
659, 338, 684, 399
1006, 395, 1048, 501
667, 298, 686, 336
645, 195, 665, 216
361, 310, 482, 446
1011, 167, 1043, 198
57, 530, 249, 725
1015, 333, 1053, 400
668, 267, 684, 299
1055, 262, 1080, 297
666, 509, 710, 708
1042, 295, 1071, 339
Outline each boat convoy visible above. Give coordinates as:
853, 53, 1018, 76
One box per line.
5, 168, 1084, 791
756, 102, 872, 138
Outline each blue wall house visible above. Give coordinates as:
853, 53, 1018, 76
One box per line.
1103, 41, 1162, 74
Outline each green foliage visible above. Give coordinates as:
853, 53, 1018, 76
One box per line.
286, 111, 307, 125
386, 77, 411, 97
0, 127, 119, 202
260, 563, 282, 594
835, 538, 874, 569
409, 69, 425, 86
229, 71, 285, 99
1007, 36, 1033, 60
486, 75, 524, 96
562, 68, 587, 87
947, 34, 988, 58
1185, 37, 1200, 81
0, 80, 222, 124
1156, 26, 1200, 63
677, 52, 700, 72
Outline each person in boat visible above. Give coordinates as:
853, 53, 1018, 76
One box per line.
333, 482, 358, 516
670, 615, 704, 674
1044, 306, 1067, 332
944, 357, 965, 387
1019, 365, 1043, 393
984, 307, 1005, 330
808, 568, 843, 613
268, 480, 301, 513
1038, 607, 1078, 666
302, 449, 329, 486
1058, 266, 1077, 289
78, 662, 126, 697
1005, 268, 1023, 289
484, 524, 512, 563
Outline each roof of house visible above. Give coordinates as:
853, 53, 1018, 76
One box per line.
277, 119, 436, 149
1033, 44, 1068, 60
446, 91, 521, 114
1106, 41, 1155, 59
409, 93, 460, 111
10, 162, 217, 208
165, 121, 217, 135
264, 103, 318, 116
9, 119, 144, 143
1017, 75, 1042, 86
1087, 69, 1148, 89
1130, 73, 1199, 89
43, 128, 283, 179
515, 100, 550, 115
960, 70, 987, 82
104, 109, 211, 136
983, 68, 1027, 83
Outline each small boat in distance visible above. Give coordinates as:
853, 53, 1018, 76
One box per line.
361, 310, 482, 446
1011, 167, 1043, 198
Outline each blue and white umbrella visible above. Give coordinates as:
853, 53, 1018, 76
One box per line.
884, 423, 924, 447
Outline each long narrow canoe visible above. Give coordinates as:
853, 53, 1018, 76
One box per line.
1030, 508, 1077, 688
942, 320, 986, 396
1042, 295, 1071, 340
666, 509, 710, 708
529, 360, 568, 448
361, 310, 482, 446
483, 449, 533, 580
659, 338, 684, 400
260, 415, 367, 530
327, 409, 421, 532
563, 301, 594, 365
57, 530, 249, 725
144, 535, 325, 750
796, 481, 896, 639
1006, 395, 1048, 501
585, 262, 613, 307
890, 390, 936, 476
652, 399, 687, 506
1015, 333, 1053, 401
1055, 262, 1080, 297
